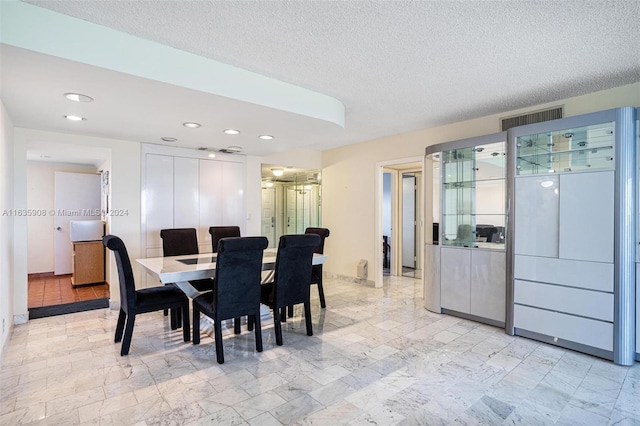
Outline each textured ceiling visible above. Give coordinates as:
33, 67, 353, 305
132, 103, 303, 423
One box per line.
10, 0, 640, 156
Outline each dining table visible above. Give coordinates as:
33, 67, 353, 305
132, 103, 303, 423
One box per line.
136, 249, 328, 332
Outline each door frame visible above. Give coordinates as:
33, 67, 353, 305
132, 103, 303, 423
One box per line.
375, 156, 425, 288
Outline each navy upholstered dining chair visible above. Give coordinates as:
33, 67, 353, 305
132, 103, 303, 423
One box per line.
304, 227, 330, 308
103, 235, 190, 356
160, 228, 213, 329
260, 234, 320, 345
285, 227, 330, 318
192, 236, 268, 364
208, 226, 241, 253
160, 228, 214, 292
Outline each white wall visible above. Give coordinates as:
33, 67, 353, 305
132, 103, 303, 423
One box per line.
0, 101, 15, 358
322, 83, 640, 280
26, 162, 98, 274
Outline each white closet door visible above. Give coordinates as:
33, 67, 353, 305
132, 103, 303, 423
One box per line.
173, 157, 199, 229
514, 175, 559, 257
199, 159, 223, 252
144, 154, 174, 249
222, 161, 245, 227
559, 171, 614, 263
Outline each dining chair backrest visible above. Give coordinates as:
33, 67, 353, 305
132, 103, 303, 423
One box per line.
160, 228, 199, 256
272, 234, 320, 307
103, 235, 136, 314
208, 226, 241, 253
213, 236, 268, 320
304, 227, 330, 254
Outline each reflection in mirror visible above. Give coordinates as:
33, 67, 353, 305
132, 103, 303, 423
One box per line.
261, 164, 321, 248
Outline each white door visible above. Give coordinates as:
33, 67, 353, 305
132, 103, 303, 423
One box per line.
402, 174, 416, 268
54, 172, 101, 275
261, 187, 276, 248
286, 187, 297, 234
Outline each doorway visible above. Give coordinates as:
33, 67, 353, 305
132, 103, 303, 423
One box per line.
402, 171, 422, 278
26, 142, 111, 317
376, 157, 424, 288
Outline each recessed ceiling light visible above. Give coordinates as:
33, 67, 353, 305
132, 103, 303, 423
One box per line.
161, 137, 177, 142
272, 168, 284, 177
64, 93, 93, 102
264, 181, 274, 188
208, 153, 216, 158
223, 129, 240, 135
259, 135, 274, 140
183, 122, 201, 128
64, 115, 86, 121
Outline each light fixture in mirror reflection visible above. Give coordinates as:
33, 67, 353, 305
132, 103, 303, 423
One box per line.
260, 164, 323, 247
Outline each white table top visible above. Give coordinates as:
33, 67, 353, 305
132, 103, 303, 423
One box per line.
137, 250, 327, 286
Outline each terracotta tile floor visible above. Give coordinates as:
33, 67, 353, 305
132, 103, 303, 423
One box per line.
28, 274, 110, 308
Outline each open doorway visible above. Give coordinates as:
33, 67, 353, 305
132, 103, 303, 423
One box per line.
26, 142, 111, 318
402, 170, 422, 278
376, 157, 424, 288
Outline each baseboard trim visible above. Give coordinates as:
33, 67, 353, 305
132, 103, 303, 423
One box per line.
29, 298, 109, 319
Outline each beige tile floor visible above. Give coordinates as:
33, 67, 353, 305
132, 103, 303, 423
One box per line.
1, 275, 639, 425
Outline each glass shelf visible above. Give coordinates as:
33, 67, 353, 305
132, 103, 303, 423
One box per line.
441, 140, 506, 250
516, 122, 614, 175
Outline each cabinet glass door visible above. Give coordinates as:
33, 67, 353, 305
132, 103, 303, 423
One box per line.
516, 122, 614, 175
442, 142, 506, 249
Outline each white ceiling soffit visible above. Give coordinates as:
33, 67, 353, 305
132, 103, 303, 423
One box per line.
3, 0, 640, 155
1, 1, 345, 128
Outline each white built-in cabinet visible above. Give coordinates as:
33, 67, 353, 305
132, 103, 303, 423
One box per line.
424, 107, 637, 366
141, 145, 245, 280
512, 170, 615, 353
508, 107, 636, 365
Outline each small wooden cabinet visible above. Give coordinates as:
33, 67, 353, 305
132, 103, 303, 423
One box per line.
71, 241, 104, 286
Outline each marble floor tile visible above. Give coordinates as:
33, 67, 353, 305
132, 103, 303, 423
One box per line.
2, 275, 640, 425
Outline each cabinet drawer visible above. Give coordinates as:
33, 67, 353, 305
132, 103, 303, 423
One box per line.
514, 255, 613, 292
514, 304, 612, 351
514, 280, 613, 322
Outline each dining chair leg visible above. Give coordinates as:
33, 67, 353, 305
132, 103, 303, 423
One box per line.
247, 315, 254, 331
317, 279, 326, 309
181, 303, 191, 342
279, 307, 287, 322
192, 309, 200, 345
273, 308, 283, 346
115, 308, 126, 343
304, 301, 313, 336
214, 321, 224, 364
234, 317, 241, 334
170, 307, 183, 330
253, 313, 263, 352
121, 313, 136, 356
287, 305, 293, 317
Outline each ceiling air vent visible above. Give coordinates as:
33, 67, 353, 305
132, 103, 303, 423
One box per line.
500, 106, 563, 131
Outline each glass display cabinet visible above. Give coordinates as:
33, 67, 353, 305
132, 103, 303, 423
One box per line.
442, 142, 506, 249
424, 132, 507, 326
516, 122, 614, 175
